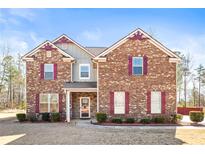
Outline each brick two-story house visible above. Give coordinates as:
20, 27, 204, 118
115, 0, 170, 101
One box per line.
22, 28, 181, 122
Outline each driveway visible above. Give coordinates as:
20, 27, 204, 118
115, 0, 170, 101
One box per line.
0, 112, 205, 145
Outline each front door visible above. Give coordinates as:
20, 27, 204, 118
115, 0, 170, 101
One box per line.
80, 97, 90, 118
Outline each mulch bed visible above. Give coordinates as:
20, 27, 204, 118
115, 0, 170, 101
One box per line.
14, 120, 64, 123
91, 121, 205, 127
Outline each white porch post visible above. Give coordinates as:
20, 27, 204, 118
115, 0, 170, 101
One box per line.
66, 91, 70, 122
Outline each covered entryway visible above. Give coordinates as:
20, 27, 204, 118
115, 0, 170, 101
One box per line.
64, 82, 97, 122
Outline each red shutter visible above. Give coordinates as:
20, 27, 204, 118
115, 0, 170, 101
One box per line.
40, 64, 44, 79
161, 92, 166, 114
125, 92, 129, 114
143, 55, 148, 75
59, 94, 63, 113
35, 94, 39, 113
110, 92, 114, 115
54, 64, 57, 80
147, 91, 151, 114
128, 55, 132, 76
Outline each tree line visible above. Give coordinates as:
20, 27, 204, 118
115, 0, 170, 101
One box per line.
0, 46, 25, 110
177, 52, 205, 107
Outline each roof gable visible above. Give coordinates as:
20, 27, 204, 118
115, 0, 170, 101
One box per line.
96, 28, 181, 60
22, 40, 75, 60
52, 34, 95, 58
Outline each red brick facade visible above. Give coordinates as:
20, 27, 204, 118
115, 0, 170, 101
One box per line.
24, 29, 179, 120
26, 48, 71, 114
98, 38, 177, 117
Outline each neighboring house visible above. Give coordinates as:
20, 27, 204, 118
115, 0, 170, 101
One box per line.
22, 28, 181, 122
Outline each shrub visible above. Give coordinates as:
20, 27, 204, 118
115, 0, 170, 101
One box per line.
152, 116, 165, 123
125, 118, 135, 123
28, 114, 38, 122
111, 118, 123, 123
51, 112, 60, 122
189, 111, 204, 123
170, 114, 183, 123
140, 118, 151, 124
42, 112, 50, 121
96, 112, 107, 123
16, 113, 26, 122
176, 114, 183, 121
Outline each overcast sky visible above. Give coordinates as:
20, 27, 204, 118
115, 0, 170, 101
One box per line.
0, 8, 205, 69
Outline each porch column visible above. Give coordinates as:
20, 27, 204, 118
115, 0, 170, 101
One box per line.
66, 91, 70, 122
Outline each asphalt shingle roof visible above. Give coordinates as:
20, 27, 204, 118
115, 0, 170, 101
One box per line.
85, 47, 107, 56
64, 82, 97, 89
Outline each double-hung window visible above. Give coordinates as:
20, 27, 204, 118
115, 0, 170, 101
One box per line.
114, 92, 125, 114
79, 64, 90, 79
44, 64, 54, 80
132, 57, 143, 75
151, 91, 161, 114
39, 93, 58, 113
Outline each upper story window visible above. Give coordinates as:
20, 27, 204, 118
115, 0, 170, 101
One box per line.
79, 64, 90, 79
44, 64, 54, 80
132, 57, 143, 75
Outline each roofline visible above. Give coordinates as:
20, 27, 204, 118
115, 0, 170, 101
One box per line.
95, 28, 181, 60
52, 34, 96, 58
22, 40, 75, 60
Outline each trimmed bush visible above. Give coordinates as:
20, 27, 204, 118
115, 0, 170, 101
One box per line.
42, 112, 50, 121
16, 113, 26, 122
189, 111, 204, 123
152, 116, 165, 123
125, 118, 135, 123
176, 114, 183, 121
96, 112, 107, 123
51, 112, 60, 122
27, 114, 38, 122
140, 118, 151, 124
170, 114, 183, 123
112, 118, 123, 123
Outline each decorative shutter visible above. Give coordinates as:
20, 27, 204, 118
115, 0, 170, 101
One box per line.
35, 94, 39, 113
128, 55, 132, 76
110, 92, 114, 115
59, 94, 63, 113
143, 55, 148, 75
147, 91, 151, 114
125, 92, 129, 114
54, 64, 57, 80
161, 92, 166, 114
40, 64, 44, 79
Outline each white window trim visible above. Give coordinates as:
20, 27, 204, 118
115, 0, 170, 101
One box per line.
80, 97, 90, 118
40, 93, 59, 113
44, 64, 54, 80
132, 57, 143, 75
79, 64, 90, 80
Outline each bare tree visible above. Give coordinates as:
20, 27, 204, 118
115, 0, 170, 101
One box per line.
182, 53, 193, 107
195, 64, 205, 107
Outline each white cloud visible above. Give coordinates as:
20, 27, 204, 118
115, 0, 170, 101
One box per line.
0, 36, 29, 55
8, 9, 36, 22
29, 32, 45, 45
81, 28, 102, 41
170, 34, 205, 68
